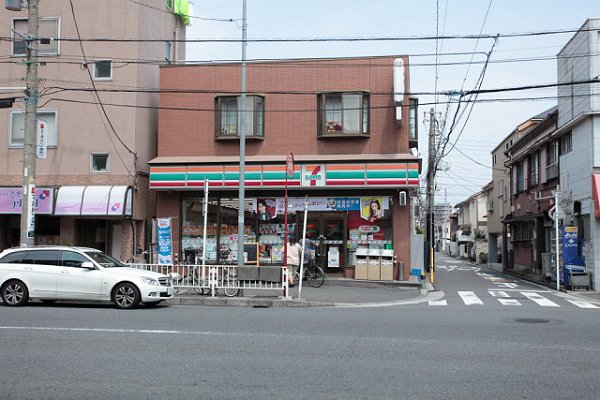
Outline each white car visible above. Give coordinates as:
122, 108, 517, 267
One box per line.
0, 246, 173, 309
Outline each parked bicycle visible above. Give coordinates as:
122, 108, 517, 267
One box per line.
193, 249, 239, 297
295, 259, 326, 288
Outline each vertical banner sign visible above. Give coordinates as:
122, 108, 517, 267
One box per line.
157, 218, 173, 265
27, 185, 36, 238
36, 120, 48, 159
561, 226, 578, 265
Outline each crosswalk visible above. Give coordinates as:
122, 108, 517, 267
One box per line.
428, 290, 599, 309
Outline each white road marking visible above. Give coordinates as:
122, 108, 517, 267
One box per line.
565, 300, 599, 309
494, 282, 519, 289
489, 290, 510, 298
458, 291, 484, 305
498, 299, 521, 306
521, 292, 560, 307
428, 300, 448, 306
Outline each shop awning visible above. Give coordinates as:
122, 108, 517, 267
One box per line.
148, 157, 421, 190
54, 186, 132, 216
593, 174, 600, 219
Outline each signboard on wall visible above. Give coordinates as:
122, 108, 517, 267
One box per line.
301, 165, 326, 187
0, 187, 54, 214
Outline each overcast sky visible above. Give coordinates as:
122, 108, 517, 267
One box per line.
184, 0, 599, 205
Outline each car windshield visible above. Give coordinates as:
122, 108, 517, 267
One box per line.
84, 251, 126, 268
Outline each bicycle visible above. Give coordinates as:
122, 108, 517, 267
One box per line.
193, 249, 240, 297
295, 259, 326, 288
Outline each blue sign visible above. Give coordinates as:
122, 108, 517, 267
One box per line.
327, 198, 361, 211
157, 218, 173, 265
561, 226, 579, 266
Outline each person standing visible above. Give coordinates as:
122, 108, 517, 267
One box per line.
286, 237, 302, 287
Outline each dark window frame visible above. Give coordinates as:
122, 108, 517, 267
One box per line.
317, 92, 370, 138
214, 95, 265, 140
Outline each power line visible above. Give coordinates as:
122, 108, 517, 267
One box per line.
0, 25, 596, 45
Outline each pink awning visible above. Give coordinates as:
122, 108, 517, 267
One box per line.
592, 175, 600, 219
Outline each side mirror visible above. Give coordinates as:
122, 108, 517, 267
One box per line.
81, 261, 96, 270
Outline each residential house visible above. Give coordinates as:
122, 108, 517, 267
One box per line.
504, 107, 559, 279
489, 110, 553, 270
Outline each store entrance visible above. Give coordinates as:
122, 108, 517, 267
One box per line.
300, 212, 346, 272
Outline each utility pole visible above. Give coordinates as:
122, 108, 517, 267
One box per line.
426, 108, 436, 282
20, 0, 40, 246
237, 0, 247, 267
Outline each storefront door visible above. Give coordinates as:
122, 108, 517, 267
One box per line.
300, 212, 346, 271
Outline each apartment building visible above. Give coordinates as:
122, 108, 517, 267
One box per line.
0, 1, 187, 259
555, 18, 600, 289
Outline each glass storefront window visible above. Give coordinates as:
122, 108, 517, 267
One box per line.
181, 195, 393, 266
219, 198, 256, 263
181, 196, 219, 263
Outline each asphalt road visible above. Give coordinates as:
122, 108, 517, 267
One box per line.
1, 257, 599, 399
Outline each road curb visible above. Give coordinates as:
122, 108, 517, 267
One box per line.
165, 278, 424, 308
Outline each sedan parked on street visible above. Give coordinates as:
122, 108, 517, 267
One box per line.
0, 246, 173, 309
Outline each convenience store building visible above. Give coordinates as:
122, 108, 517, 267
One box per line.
151, 56, 421, 279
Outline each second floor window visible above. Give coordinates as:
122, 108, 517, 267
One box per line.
528, 152, 539, 187
547, 140, 559, 180
93, 60, 112, 80
9, 110, 57, 148
215, 95, 264, 139
318, 92, 369, 137
13, 18, 60, 56
516, 161, 525, 193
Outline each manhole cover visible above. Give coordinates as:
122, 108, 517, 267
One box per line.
514, 318, 550, 324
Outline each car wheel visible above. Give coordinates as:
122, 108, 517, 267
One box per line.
1, 280, 29, 306
113, 282, 141, 309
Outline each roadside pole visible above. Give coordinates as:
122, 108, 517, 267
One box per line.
426, 108, 436, 283
201, 178, 208, 290
20, 0, 40, 246
298, 195, 308, 300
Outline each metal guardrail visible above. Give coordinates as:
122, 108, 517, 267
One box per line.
126, 263, 290, 298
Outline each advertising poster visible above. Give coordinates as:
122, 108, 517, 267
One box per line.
257, 198, 277, 221
360, 197, 384, 222
157, 217, 173, 265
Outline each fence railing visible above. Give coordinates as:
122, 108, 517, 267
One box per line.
126, 263, 289, 298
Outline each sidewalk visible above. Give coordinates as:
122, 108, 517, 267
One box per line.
166, 277, 426, 308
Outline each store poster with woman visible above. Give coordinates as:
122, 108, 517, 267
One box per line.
360, 197, 384, 222
256, 198, 277, 221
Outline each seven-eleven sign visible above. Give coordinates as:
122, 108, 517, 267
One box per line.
301, 164, 326, 187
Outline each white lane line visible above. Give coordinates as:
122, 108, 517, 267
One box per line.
458, 291, 484, 305
521, 292, 560, 307
498, 299, 521, 306
489, 290, 510, 298
428, 300, 448, 306
0, 326, 230, 336
565, 300, 599, 309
